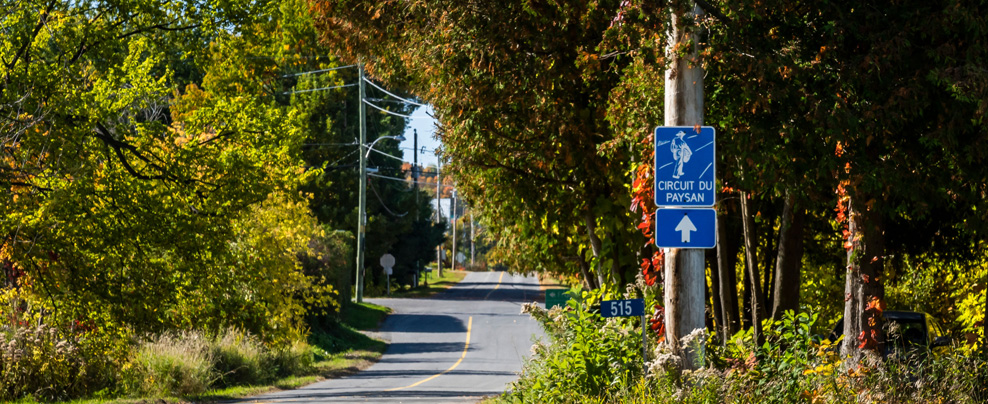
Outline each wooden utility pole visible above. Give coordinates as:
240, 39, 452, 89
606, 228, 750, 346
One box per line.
451, 189, 457, 270
436, 159, 443, 277
470, 212, 475, 266
355, 63, 368, 303
663, 4, 706, 370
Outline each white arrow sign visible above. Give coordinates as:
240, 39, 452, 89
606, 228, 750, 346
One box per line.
674, 215, 697, 243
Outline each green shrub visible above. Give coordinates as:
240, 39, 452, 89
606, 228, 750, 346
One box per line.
298, 228, 351, 313
501, 296, 988, 404
122, 331, 215, 397
0, 324, 115, 402
270, 339, 315, 378
504, 286, 647, 403
210, 328, 273, 387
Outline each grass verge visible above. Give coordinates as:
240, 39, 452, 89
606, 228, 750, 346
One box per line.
385, 269, 467, 298
56, 302, 391, 404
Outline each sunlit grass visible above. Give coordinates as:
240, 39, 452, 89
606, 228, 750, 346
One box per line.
55, 303, 391, 404
385, 269, 467, 298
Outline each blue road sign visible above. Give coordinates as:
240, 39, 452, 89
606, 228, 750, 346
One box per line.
655, 208, 717, 249
654, 126, 716, 207
601, 299, 645, 317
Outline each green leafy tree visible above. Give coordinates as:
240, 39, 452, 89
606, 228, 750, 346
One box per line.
1, 0, 336, 343
312, 0, 649, 290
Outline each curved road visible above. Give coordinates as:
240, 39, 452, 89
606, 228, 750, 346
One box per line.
245, 271, 544, 403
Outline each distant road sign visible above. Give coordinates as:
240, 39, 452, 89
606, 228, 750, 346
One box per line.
655, 208, 717, 249
380, 254, 396, 268
546, 289, 569, 309
654, 126, 716, 207
601, 299, 645, 317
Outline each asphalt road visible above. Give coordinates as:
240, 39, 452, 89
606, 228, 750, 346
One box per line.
244, 271, 545, 403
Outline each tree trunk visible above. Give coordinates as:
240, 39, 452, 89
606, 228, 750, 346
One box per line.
741, 190, 767, 344
577, 247, 599, 290
771, 191, 805, 320
708, 248, 723, 334
762, 213, 776, 307
741, 264, 752, 329
664, 248, 706, 368
663, 3, 706, 370
717, 199, 741, 341
612, 241, 624, 287
841, 191, 886, 365
584, 210, 607, 287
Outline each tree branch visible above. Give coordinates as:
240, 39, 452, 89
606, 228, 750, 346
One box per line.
694, 0, 731, 24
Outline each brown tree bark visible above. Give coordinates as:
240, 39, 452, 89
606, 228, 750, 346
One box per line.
584, 210, 607, 288
741, 191, 767, 344
577, 247, 599, 290
708, 248, 723, 334
771, 191, 806, 320
716, 200, 741, 341
840, 191, 886, 365
762, 215, 776, 307
611, 243, 624, 287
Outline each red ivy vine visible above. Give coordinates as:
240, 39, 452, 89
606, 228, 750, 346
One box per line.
630, 131, 663, 287
631, 131, 667, 340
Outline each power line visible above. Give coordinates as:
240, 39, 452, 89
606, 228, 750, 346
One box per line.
399, 146, 441, 155
368, 176, 408, 217
285, 83, 357, 95
281, 64, 357, 78
363, 99, 418, 119
367, 172, 445, 187
363, 78, 427, 107
367, 147, 405, 162
326, 148, 361, 168
303, 142, 358, 147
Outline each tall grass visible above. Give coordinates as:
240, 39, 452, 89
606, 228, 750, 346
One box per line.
0, 324, 116, 402
211, 328, 273, 387
122, 331, 216, 397
122, 328, 317, 398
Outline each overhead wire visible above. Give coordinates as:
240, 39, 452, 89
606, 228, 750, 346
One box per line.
367, 172, 441, 187
368, 176, 408, 217
363, 78, 428, 107
303, 142, 359, 147
367, 147, 405, 162
285, 83, 357, 95
325, 148, 361, 168
281, 64, 357, 78
363, 99, 418, 119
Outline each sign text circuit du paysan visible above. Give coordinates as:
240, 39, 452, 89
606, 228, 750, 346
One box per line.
653, 126, 715, 208
655, 179, 715, 204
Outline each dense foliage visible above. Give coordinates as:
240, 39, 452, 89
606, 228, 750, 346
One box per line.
311, 0, 988, 360
505, 290, 988, 403
0, 0, 435, 400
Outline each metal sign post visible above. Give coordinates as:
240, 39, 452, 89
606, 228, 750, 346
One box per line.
380, 254, 395, 297
642, 311, 648, 376
601, 298, 648, 375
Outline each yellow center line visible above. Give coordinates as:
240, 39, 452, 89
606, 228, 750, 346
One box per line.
484, 271, 506, 300
384, 316, 473, 391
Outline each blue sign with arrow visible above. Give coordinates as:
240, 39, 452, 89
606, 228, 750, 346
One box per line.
655, 208, 717, 249
654, 126, 716, 207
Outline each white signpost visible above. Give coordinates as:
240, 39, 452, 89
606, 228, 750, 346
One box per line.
380, 254, 395, 296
